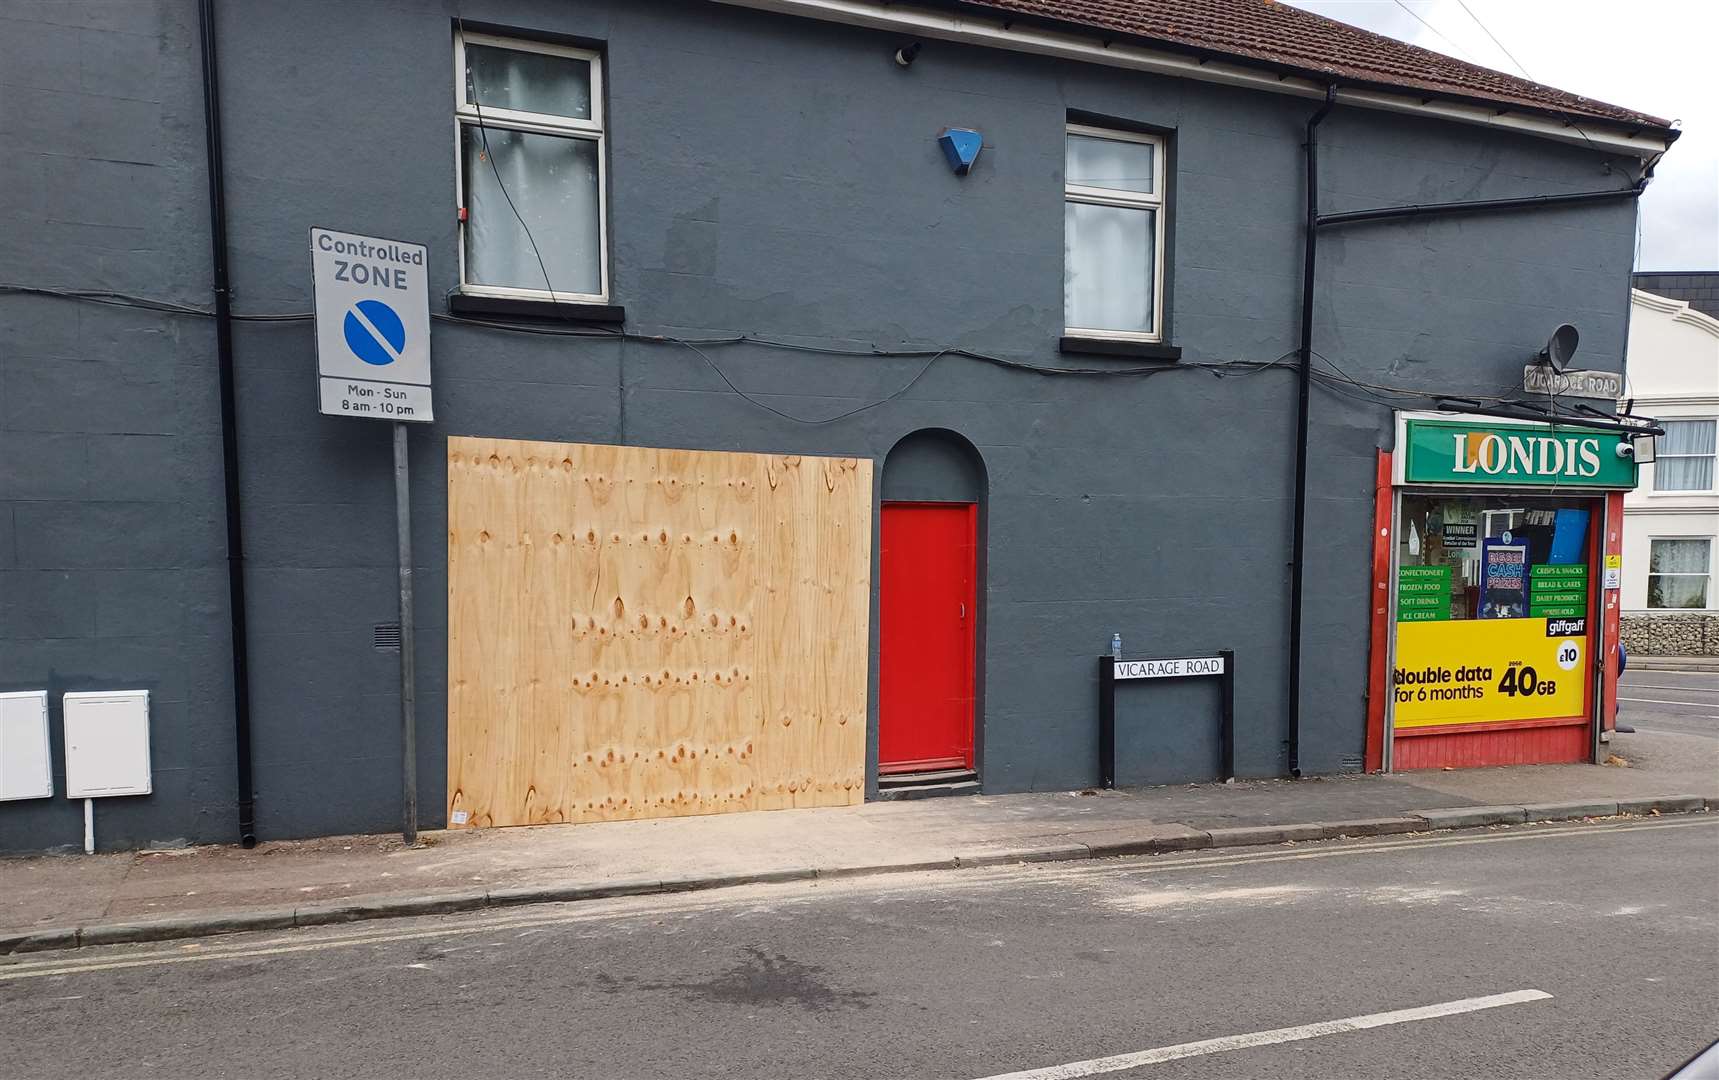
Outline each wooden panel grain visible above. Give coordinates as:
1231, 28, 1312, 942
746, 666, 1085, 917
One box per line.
447, 437, 871, 827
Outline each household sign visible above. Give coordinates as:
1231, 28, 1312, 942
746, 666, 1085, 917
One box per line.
310, 228, 432, 422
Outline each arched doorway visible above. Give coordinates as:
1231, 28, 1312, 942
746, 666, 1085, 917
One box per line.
878, 430, 986, 783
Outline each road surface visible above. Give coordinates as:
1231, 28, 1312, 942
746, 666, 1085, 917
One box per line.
3, 816, 1715, 1080
1618, 668, 1719, 739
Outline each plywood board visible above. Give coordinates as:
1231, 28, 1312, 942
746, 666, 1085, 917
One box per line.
448, 437, 872, 827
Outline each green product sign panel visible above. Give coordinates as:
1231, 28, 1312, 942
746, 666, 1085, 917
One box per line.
1401, 419, 1636, 489
1529, 565, 1589, 614
1396, 564, 1451, 620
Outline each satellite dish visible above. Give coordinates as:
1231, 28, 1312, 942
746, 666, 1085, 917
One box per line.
1537, 324, 1580, 371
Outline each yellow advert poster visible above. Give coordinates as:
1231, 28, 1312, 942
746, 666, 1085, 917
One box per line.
1393, 618, 1587, 728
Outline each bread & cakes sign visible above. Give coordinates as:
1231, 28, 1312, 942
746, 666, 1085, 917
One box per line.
1395, 413, 1637, 489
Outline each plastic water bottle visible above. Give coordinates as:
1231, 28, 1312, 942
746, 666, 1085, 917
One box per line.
1110, 633, 1123, 659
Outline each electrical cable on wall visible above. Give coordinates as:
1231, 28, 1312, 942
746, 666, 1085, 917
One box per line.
5, 281, 1625, 426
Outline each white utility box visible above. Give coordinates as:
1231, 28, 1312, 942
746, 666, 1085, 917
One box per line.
64, 690, 152, 798
0, 690, 53, 801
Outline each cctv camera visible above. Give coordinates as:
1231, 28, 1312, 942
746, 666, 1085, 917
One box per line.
1615, 442, 1634, 459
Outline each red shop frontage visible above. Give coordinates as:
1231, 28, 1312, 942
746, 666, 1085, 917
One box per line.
1364, 412, 1645, 771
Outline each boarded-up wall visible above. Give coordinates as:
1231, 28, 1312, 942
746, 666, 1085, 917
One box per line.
447, 437, 873, 827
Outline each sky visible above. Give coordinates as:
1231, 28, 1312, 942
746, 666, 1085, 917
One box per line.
1287, 0, 1719, 270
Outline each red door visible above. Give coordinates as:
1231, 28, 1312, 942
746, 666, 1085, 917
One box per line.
879, 502, 977, 774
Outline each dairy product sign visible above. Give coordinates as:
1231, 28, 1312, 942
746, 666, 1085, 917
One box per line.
310, 228, 433, 422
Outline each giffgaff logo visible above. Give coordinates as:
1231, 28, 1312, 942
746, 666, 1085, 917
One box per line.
1452, 432, 1602, 478
1545, 617, 1587, 637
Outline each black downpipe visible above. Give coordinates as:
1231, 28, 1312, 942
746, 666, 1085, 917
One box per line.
1288, 86, 1336, 781
1317, 181, 1647, 228
198, 0, 257, 849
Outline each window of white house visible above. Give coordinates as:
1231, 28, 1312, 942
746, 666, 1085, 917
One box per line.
1064, 125, 1166, 341
455, 31, 607, 302
1653, 419, 1716, 492
1648, 538, 1711, 609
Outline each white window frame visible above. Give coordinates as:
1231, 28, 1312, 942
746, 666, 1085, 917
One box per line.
1063, 123, 1168, 343
1651, 417, 1717, 494
1646, 535, 1713, 609
453, 29, 609, 303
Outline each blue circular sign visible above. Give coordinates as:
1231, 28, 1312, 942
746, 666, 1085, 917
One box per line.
343, 299, 405, 366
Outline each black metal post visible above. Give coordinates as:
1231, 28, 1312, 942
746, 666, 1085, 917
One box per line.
1219, 649, 1236, 781
1099, 655, 1116, 791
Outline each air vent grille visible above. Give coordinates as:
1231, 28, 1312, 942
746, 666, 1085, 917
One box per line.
373, 623, 402, 650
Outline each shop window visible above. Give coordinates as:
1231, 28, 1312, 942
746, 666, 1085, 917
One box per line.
1653, 419, 1716, 492
1396, 495, 1594, 621
1648, 538, 1711, 609
1064, 125, 1166, 342
455, 30, 607, 302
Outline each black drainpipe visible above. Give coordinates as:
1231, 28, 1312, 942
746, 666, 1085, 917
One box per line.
1287, 85, 1335, 780
198, 0, 257, 848
1289, 88, 1645, 779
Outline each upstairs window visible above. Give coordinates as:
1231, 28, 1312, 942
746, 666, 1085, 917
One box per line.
1648, 538, 1711, 609
456, 31, 607, 302
1064, 125, 1166, 341
1653, 419, 1716, 491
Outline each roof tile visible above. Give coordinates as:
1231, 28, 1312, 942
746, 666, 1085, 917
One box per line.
957, 0, 1672, 130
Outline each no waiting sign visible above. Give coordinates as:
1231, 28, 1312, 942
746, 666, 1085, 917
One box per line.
310, 228, 433, 422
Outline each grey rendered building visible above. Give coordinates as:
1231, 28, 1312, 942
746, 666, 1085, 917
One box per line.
0, 0, 1677, 851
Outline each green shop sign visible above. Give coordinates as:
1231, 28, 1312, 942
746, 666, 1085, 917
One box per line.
1399, 416, 1637, 489
1396, 564, 1452, 621
1529, 564, 1589, 618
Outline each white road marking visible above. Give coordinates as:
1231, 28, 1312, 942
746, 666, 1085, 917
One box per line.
1617, 696, 1719, 707
1619, 682, 1719, 693
2, 819, 1711, 981
971, 990, 1553, 1079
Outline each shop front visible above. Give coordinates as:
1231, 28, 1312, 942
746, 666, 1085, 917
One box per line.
1371, 412, 1639, 770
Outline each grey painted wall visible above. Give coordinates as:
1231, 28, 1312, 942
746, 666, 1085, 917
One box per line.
0, 0, 1639, 851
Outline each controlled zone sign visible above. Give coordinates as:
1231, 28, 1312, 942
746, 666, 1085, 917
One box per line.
311, 228, 432, 422
1392, 618, 1585, 728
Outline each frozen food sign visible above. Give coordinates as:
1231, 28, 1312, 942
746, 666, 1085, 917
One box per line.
1396, 416, 1635, 489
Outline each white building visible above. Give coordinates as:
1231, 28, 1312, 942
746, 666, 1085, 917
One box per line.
1620, 282, 1719, 633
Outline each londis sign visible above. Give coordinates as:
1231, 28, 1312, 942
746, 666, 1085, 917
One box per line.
1396, 414, 1636, 489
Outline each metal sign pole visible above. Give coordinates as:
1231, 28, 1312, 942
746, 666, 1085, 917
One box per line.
307, 227, 430, 846
393, 421, 418, 845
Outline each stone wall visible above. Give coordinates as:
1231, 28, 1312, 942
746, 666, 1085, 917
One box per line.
1621, 613, 1719, 656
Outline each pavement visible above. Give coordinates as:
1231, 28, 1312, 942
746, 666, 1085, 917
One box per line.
1626, 654, 1719, 672
3, 815, 1715, 1079
4, 684, 1715, 955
